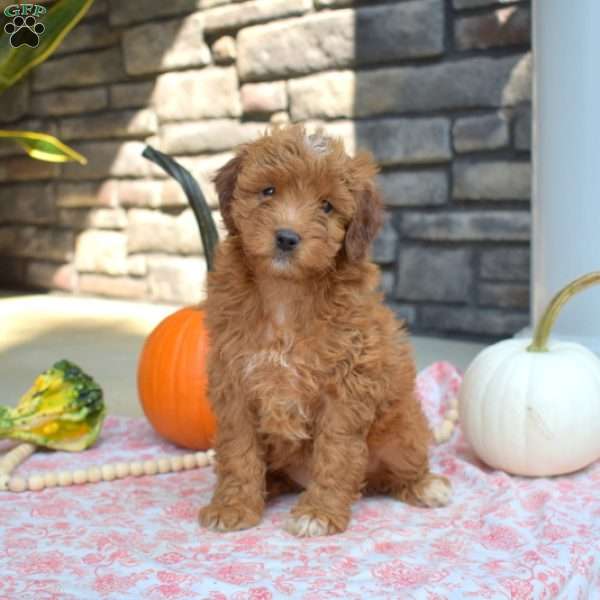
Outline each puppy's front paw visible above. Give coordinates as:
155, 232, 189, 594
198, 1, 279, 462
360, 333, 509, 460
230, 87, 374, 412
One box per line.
199, 502, 262, 532
284, 507, 346, 537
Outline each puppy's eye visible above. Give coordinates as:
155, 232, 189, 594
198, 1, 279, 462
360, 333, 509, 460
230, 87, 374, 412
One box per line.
262, 187, 275, 197
322, 200, 333, 214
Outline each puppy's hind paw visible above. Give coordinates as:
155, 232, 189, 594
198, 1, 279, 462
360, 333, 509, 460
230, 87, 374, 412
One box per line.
415, 474, 452, 508
199, 502, 262, 532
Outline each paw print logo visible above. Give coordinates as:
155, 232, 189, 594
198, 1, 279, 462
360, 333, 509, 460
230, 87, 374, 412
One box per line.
4, 15, 45, 48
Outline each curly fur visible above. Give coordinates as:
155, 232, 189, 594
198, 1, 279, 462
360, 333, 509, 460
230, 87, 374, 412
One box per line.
198, 125, 451, 536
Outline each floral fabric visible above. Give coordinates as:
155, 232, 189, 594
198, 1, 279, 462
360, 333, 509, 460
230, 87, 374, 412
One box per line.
1, 362, 599, 599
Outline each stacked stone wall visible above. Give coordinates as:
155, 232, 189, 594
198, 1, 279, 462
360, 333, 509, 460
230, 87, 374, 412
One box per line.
0, 0, 531, 338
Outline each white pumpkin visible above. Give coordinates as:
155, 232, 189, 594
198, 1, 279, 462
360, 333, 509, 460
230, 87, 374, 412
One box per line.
459, 272, 600, 477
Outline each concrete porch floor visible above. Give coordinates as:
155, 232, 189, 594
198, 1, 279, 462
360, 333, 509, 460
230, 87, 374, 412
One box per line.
0, 292, 485, 418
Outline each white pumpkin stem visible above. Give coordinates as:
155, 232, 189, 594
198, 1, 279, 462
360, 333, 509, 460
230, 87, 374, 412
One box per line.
528, 271, 600, 352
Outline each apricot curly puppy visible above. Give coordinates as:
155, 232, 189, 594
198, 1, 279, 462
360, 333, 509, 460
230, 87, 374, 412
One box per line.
199, 125, 451, 537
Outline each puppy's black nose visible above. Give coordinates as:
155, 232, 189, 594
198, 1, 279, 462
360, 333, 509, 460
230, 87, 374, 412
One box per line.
275, 229, 301, 252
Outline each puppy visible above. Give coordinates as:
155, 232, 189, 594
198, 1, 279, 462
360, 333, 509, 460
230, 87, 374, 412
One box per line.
199, 125, 451, 537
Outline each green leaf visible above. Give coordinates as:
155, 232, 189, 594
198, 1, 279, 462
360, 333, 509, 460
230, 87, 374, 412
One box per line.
0, 129, 87, 163
0, 0, 95, 94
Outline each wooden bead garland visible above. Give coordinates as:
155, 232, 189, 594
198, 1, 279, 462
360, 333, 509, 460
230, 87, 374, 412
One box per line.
0, 397, 458, 493
0, 444, 216, 493
433, 396, 459, 444
0, 443, 36, 491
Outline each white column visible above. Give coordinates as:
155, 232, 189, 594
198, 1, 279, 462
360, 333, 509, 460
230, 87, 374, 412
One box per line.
531, 0, 600, 351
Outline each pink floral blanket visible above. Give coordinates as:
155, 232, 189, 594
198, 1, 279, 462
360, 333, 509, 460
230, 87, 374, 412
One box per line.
1, 362, 599, 599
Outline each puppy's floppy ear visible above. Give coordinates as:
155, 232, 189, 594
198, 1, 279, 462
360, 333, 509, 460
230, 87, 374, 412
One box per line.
344, 152, 384, 262
213, 154, 244, 235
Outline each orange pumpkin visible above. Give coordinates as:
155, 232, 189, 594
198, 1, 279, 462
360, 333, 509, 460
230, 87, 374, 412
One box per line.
137, 306, 216, 450
137, 147, 220, 450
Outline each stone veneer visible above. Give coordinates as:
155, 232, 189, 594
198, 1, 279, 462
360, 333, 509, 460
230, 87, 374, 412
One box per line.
0, 0, 531, 338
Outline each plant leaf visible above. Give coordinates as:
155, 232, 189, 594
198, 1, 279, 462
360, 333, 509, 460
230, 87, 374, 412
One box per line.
0, 130, 87, 163
0, 0, 95, 94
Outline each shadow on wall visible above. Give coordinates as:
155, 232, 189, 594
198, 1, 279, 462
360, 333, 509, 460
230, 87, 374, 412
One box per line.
350, 0, 532, 340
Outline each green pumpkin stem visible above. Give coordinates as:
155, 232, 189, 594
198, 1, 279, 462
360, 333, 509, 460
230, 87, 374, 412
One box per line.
527, 271, 600, 352
142, 146, 219, 272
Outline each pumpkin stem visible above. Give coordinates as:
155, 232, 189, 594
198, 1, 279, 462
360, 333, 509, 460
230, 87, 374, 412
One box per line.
527, 271, 600, 352
142, 146, 219, 272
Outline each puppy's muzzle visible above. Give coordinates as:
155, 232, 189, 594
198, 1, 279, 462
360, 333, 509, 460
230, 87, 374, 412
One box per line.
275, 229, 301, 252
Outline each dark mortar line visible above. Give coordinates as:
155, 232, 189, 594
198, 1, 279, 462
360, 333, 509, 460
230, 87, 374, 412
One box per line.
451, 0, 531, 17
